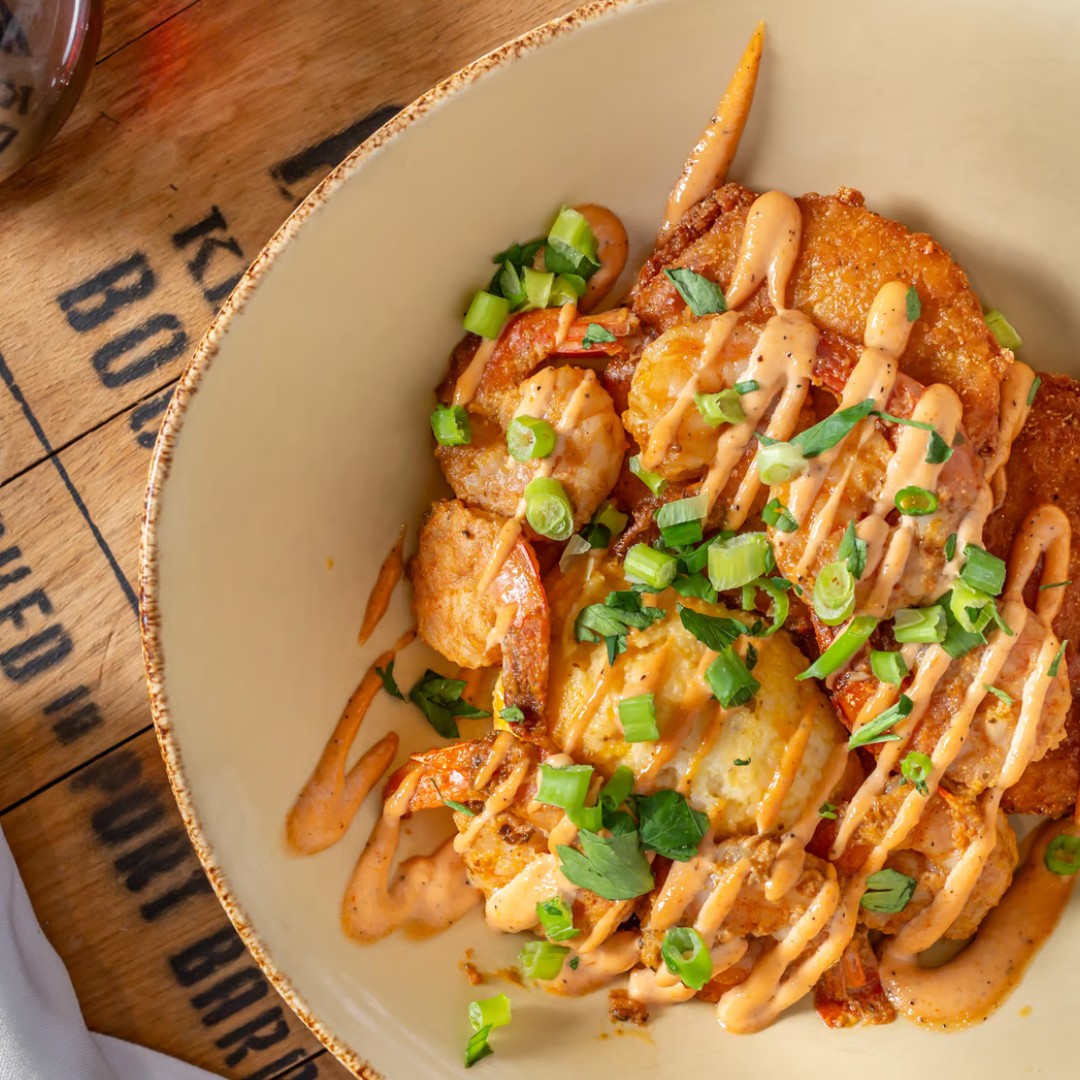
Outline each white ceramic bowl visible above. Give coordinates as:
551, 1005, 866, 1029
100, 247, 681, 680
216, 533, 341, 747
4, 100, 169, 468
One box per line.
141, 1, 1080, 1076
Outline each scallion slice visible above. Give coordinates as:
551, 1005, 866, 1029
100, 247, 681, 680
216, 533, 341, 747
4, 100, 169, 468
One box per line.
625, 544, 678, 590
848, 694, 913, 750
463, 290, 510, 339
792, 399, 875, 458
755, 440, 808, 485
705, 647, 760, 708
707, 533, 775, 592
984, 309, 1023, 351
547, 207, 599, 263
465, 1026, 493, 1068
523, 267, 554, 310
656, 494, 708, 547
734, 380, 760, 395
619, 693, 660, 742
895, 485, 938, 516
1050, 640, 1068, 677
468, 994, 511, 1032
507, 416, 556, 461
660, 927, 713, 991
893, 606, 947, 644
524, 476, 574, 541
496, 260, 527, 308
695, 389, 745, 427
959, 545, 1007, 597
536, 896, 580, 941
813, 560, 856, 626
628, 454, 668, 497
1045, 833, 1080, 875
948, 580, 994, 635
550, 272, 587, 306
536, 763, 593, 811
983, 683, 1014, 706
583, 501, 628, 549
1028, 376, 1041, 407
744, 577, 791, 636
900, 750, 933, 795
870, 650, 909, 686
519, 940, 571, 980
796, 615, 878, 681
761, 498, 798, 533
430, 404, 472, 446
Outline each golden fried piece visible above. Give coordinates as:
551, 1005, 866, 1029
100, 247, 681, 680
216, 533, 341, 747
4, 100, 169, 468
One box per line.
983, 372, 1080, 816
631, 183, 1010, 462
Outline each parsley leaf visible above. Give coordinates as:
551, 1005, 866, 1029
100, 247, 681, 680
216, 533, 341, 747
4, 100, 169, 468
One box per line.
792, 399, 875, 458
925, 430, 953, 465
581, 323, 617, 348
676, 605, 745, 652
556, 830, 655, 900
848, 694, 913, 750
408, 670, 491, 739
819, 802, 838, 820
860, 868, 916, 913
431, 778, 476, 817
662, 267, 727, 316
836, 520, 868, 579
575, 591, 665, 664
375, 658, 404, 700
670, 571, 718, 603
906, 286, 921, 323
500, 705, 525, 723
634, 789, 710, 861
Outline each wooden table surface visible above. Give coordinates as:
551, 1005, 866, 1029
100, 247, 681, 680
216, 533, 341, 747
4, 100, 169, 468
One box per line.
0, 2, 577, 1075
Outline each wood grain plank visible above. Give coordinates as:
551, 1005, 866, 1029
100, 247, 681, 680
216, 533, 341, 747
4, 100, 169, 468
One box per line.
98, 0, 197, 61
0, 0, 577, 487
2, 731, 352, 1078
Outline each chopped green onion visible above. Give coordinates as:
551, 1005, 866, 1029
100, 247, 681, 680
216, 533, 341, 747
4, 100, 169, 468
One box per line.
983, 683, 1014, 706
431, 779, 476, 817
706, 647, 760, 708
941, 592, 988, 659
707, 532, 775, 591
1028, 376, 1041, 407
582, 323, 617, 348
625, 543, 678, 590
734, 380, 760, 395
524, 476, 574, 541
694, 389, 745, 427
463, 290, 510, 339
550, 272, 587, 306
871, 650, 908, 686
819, 803, 839, 820
599, 766, 635, 818
679, 532, 733, 575
506, 416, 556, 461
813, 560, 856, 626
536, 897, 579, 941
656, 494, 708, 547
895, 485, 938, 516
663, 267, 727, 316
430, 404, 472, 446
495, 260, 527, 308
848, 694, 913, 750
796, 615, 878, 681
948, 580, 994, 635
547, 206, 598, 262
893, 606, 947, 644
469, 994, 511, 1031
583, 501, 628, 548
559, 533, 593, 570
755, 440, 808, 485
660, 927, 713, 991
743, 577, 791, 636
984, 309, 1023, 351
465, 1026, 494, 1068
860, 868, 916, 913
734, 758, 751, 766
959, 545, 1007, 597
519, 940, 571, 980
837, 519, 868, 579
762, 498, 798, 533
677, 606, 745, 651
944, 532, 957, 562
628, 454, 668, 497
619, 693, 660, 742
792, 399, 875, 458
536, 763, 593, 811
900, 750, 933, 795
1050, 640, 1068, 677
1040, 580, 1072, 591
1044, 833, 1080, 875
906, 286, 921, 322
522, 267, 554, 310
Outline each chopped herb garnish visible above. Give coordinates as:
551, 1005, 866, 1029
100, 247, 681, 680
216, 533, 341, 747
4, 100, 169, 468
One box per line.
537, 896, 580, 941
870, 649, 908, 687
797, 615, 878, 681
819, 803, 839, 820
944, 532, 958, 562
500, 705, 525, 723
848, 694, 913, 750
628, 454, 668, 497
836, 519, 868, 580
468, 994, 511, 1034
906, 286, 921, 322
676, 605, 745, 652
519, 940, 570, 980
983, 683, 1014, 707
556, 829, 655, 901
536, 764, 593, 812
375, 659, 404, 700
706, 646, 760, 708
792, 399, 875, 458
1050, 640, 1068, 678
465, 1025, 494, 1068
575, 590, 666, 664
431, 779, 476, 817
430, 404, 472, 447
984, 308, 1023, 351
619, 693, 660, 743
900, 751, 933, 796
1045, 833, 1080, 875
959, 545, 1007, 597
1040, 580, 1072, 591
634, 789, 709, 861
1028, 376, 1041, 407
568, 956, 580, 970
734, 757, 751, 767
408, 670, 491, 738
663, 267, 727, 316
762, 498, 798, 533
581, 323, 618, 348
860, 868, 916, 913
660, 926, 713, 990
925, 431, 953, 465
734, 380, 760, 395
895, 485, 938, 516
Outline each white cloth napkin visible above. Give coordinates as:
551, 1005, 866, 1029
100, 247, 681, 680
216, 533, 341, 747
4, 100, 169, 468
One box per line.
1, 822, 219, 1080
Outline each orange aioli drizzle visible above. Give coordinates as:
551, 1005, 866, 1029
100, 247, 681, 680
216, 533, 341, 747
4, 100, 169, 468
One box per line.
358, 524, 407, 645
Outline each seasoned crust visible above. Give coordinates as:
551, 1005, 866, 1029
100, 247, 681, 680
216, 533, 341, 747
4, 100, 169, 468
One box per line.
630, 183, 1010, 464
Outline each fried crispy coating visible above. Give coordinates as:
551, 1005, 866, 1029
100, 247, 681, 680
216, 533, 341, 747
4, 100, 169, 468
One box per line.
984, 373, 1080, 816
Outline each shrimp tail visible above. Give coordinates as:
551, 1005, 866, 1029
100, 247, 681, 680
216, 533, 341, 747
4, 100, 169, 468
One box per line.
813, 928, 897, 1028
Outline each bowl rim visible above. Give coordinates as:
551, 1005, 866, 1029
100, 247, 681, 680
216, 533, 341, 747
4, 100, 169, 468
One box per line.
137, 2, 637, 1076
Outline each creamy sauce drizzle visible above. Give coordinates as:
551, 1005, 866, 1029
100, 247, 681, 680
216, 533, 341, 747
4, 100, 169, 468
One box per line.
357, 524, 407, 645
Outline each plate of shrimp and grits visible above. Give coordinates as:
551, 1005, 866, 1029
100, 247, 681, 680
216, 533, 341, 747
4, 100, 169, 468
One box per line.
140, 0, 1080, 1076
